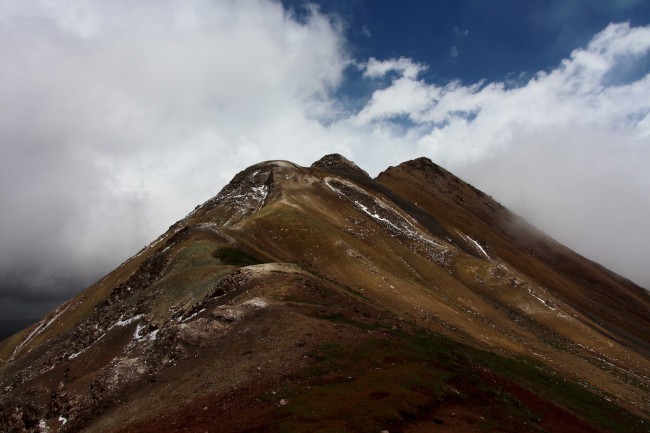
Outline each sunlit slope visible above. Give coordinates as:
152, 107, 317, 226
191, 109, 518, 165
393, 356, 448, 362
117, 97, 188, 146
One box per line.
377, 157, 650, 355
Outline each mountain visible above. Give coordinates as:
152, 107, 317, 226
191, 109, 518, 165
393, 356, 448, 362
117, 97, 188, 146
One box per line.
1, 154, 649, 433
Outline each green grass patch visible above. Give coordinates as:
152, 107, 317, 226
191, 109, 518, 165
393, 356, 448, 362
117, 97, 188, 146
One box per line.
167, 241, 223, 271
143, 266, 233, 323
212, 246, 265, 266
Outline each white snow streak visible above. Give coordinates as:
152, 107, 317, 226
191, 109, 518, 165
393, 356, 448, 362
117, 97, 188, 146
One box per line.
242, 297, 268, 308
324, 178, 446, 253
219, 173, 270, 226
10, 303, 71, 360
181, 308, 206, 323
352, 200, 405, 234
527, 287, 556, 311
146, 329, 159, 341
115, 314, 144, 327
68, 313, 146, 360
68, 351, 83, 360
251, 185, 269, 209
132, 324, 158, 342
466, 236, 489, 259
458, 232, 491, 260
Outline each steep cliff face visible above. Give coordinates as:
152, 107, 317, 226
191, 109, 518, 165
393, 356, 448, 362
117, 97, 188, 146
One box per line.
1, 155, 649, 433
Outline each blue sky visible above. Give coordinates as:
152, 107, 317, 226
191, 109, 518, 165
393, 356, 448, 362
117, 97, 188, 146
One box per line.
0, 0, 649, 327
283, 0, 650, 83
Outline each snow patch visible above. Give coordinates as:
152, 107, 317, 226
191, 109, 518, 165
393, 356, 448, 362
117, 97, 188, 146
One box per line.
68, 351, 83, 360
58, 415, 67, 425
353, 200, 404, 234
67, 330, 110, 360
456, 231, 491, 261
243, 297, 267, 308
181, 308, 206, 323
532, 351, 548, 360
132, 324, 159, 342
466, 236, 490, 260
10, 303, 71, 360
147, 329, 160, 341
115, 314, 144, 327
133, 324, 145, 340
527, 287, 556, 311
195, 222, 221, 233
324, 178, 447, 259
217, 171, 273, 226
251, 184, 268, 204
131, 229, 171, 259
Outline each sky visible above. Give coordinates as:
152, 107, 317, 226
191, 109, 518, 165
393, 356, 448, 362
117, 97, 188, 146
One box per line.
1, 0, 649, 333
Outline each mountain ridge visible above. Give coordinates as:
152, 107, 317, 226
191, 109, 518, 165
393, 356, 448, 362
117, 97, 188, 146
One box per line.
1, 154, 648, 433
375, 157, 650, 358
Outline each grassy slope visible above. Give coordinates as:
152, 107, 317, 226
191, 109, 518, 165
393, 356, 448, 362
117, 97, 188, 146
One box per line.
109, 301, 648, 433
376, 161, 650, 357
237, 188, 650, 433
3, 159, 648, 433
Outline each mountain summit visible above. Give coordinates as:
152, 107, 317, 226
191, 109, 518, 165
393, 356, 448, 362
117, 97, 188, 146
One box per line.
1, 155, 649, 432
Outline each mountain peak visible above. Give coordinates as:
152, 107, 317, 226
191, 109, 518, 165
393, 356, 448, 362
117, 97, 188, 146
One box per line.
311, 153, 370, 179
379, 156, 451, 179
1, 154, 649, 433
312, 152, 355, 166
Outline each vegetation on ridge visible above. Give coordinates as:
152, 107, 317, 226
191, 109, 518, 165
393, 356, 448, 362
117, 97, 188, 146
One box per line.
212, 246, 265, 266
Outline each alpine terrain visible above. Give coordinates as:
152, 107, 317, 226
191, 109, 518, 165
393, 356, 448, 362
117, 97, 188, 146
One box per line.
1, 154, 649, 433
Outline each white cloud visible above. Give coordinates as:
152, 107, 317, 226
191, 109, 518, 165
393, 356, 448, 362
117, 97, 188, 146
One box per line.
347, 23, 650, 161
352, 76, 439, 126
363, 56, 426, 80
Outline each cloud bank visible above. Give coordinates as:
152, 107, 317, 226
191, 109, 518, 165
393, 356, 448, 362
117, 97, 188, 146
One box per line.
0, 1, 649, 318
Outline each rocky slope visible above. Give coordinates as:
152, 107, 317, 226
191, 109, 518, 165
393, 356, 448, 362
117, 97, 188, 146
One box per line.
1, 154, 648, 433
